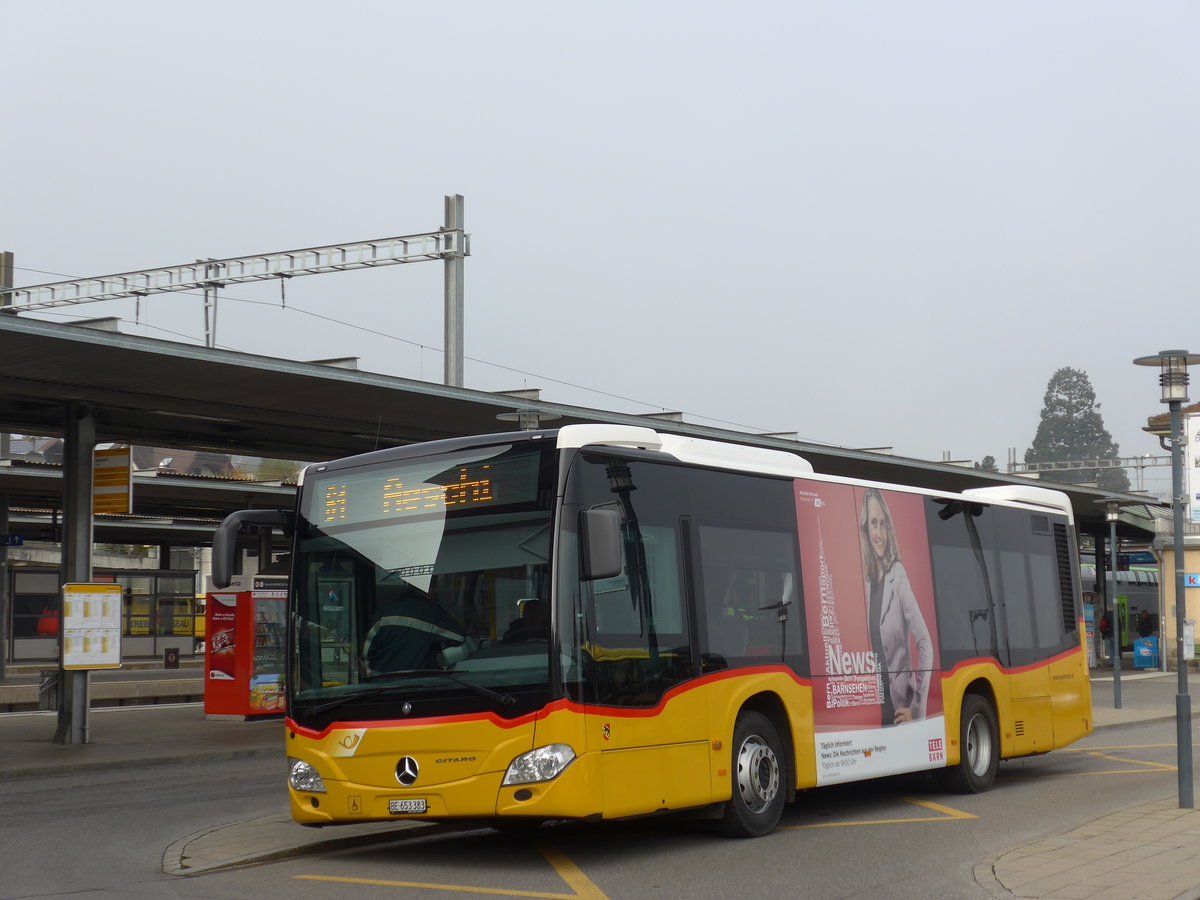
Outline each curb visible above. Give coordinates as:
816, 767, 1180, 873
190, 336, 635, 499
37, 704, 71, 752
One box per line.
1093, 713, 1197, 733
0, 744, 284, 782
162, 815, 439, 876
1092, 706, 1200, 734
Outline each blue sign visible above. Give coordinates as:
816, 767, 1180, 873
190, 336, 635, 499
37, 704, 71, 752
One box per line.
1186, 574, 1200, 588
1, 534, 22, 547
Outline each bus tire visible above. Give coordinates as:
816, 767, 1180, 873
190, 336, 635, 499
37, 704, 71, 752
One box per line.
719, 711, 786, 838
936, 694, 999, 794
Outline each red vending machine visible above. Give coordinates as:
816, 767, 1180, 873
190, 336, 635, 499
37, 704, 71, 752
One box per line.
204, 575, 288, 718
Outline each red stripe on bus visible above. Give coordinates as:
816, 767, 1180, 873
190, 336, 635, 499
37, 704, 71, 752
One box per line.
287, 665, 812, 736
942, 645, 1084, 679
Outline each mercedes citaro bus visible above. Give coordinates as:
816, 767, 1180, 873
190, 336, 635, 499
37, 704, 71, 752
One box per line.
212, 424, 1092, 837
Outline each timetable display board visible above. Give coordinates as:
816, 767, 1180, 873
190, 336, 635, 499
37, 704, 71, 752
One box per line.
62, 583, 123, 669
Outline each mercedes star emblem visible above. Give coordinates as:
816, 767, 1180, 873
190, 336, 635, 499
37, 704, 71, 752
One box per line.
396, 756, 420, 786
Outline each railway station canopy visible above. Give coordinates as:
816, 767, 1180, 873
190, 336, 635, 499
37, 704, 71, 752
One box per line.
0, 314, 1160, 543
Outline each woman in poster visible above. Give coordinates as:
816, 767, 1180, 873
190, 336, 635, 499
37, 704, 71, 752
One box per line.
860, 488, 933, 725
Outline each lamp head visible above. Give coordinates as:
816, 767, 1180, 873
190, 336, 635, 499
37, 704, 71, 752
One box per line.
1133, 350, 1200, 404
1096, 497, 1122, 523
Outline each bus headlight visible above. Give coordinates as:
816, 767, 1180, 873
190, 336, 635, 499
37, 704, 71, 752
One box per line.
502, 744, 576, 785
288, 758, 327, 793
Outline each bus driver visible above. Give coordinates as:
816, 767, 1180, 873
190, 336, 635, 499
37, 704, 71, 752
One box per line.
363, 585, 468, 673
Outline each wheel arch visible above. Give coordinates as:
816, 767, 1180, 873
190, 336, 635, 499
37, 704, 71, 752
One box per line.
950, 676, 1002, 764
737, 690, 796, 802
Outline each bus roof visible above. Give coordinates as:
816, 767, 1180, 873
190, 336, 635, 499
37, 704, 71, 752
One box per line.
557, 424, 1073, 519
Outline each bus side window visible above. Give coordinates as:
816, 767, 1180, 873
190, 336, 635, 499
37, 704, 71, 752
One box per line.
926, 500, 1001, 667
694, 521, 803, 671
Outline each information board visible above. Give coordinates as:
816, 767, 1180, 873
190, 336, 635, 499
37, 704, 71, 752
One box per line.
62, 583, 123, 669
93, 446, 133, 515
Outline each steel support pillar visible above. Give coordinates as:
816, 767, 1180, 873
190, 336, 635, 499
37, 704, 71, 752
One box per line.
53, 401, 95, 745
443, 194, 465, 387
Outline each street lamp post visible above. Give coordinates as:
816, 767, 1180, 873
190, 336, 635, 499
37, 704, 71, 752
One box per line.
1133, 349, 1199, 809
1100, 498, 1123, 709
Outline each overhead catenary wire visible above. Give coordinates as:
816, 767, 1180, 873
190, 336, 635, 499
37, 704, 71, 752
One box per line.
11, 262, 839, 445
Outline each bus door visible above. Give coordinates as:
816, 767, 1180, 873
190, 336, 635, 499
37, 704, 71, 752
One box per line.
996, 510, 1061, 755
580, 504, 710, 819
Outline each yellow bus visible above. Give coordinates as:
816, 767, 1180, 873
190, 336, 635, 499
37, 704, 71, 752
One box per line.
213, 424, 1092, 837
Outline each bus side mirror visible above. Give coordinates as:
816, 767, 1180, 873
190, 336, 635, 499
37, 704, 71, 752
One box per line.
580, 507, 623, 581
212, 509, 294, 589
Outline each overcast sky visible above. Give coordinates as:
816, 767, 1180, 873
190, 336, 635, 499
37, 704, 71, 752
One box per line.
4, 2, 1196, 492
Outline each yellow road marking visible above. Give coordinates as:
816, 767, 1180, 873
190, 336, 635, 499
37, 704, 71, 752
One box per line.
782, 796, 976, 829
536, 843, 609, 900
296, 875, 574, 897
1086, 751, 1175, 771
294, 842, 610, 899
1028, 750, 1176, 777
1003, 746, 1177, 779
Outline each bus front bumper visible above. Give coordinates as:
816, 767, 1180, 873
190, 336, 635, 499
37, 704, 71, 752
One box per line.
289, 750, 602, 825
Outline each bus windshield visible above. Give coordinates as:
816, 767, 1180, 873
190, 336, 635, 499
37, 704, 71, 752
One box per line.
289, 439, 556, 725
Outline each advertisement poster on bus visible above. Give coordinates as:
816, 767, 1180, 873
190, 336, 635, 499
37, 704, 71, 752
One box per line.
795, 480, 944, 785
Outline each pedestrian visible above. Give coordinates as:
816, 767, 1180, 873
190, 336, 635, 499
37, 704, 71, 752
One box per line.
1137, 609, 1154, 638
1099, 611, 1113, 660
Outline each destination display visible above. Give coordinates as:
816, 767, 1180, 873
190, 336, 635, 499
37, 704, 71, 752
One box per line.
310, 449, 541, 528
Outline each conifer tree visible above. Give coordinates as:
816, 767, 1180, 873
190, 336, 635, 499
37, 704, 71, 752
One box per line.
974, 455, 998, 473
1025, 367, 1129, 491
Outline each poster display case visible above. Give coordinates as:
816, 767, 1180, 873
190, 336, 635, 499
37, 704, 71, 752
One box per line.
204, 575, 287, 718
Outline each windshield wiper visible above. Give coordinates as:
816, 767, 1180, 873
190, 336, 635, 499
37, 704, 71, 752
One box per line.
307, 686, 399, 716
306, 671, 516, 716
363, 670, 517, 707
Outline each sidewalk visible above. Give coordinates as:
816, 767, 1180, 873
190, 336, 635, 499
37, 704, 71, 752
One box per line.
0, 703, 281, 779
1, 673, 1198, 895
975, 671, 1200, 900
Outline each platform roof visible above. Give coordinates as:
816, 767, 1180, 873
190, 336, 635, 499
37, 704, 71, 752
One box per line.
0, 314, 1160, 541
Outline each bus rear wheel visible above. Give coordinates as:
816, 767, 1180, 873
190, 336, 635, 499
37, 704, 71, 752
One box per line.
936, 693, 998, 794
719, 711, 785, 838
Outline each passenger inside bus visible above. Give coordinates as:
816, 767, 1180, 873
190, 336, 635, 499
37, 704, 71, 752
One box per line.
502, 598, 548, 642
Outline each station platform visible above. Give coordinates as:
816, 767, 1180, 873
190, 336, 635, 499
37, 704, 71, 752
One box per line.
0, 659, 204, 712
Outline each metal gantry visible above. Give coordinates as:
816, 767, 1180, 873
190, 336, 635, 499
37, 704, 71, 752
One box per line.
2, 196, 470, 384
1007, 450, 1170, 492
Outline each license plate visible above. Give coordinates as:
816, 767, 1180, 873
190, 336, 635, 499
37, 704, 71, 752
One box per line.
389, 798, 428, 814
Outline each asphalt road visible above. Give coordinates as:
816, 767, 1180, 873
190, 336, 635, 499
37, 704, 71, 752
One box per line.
2, 717, 1192, 900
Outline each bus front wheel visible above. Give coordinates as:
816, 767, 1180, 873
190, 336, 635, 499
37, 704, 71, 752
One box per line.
719, 711, 786, 838
936, 694, 998, 793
